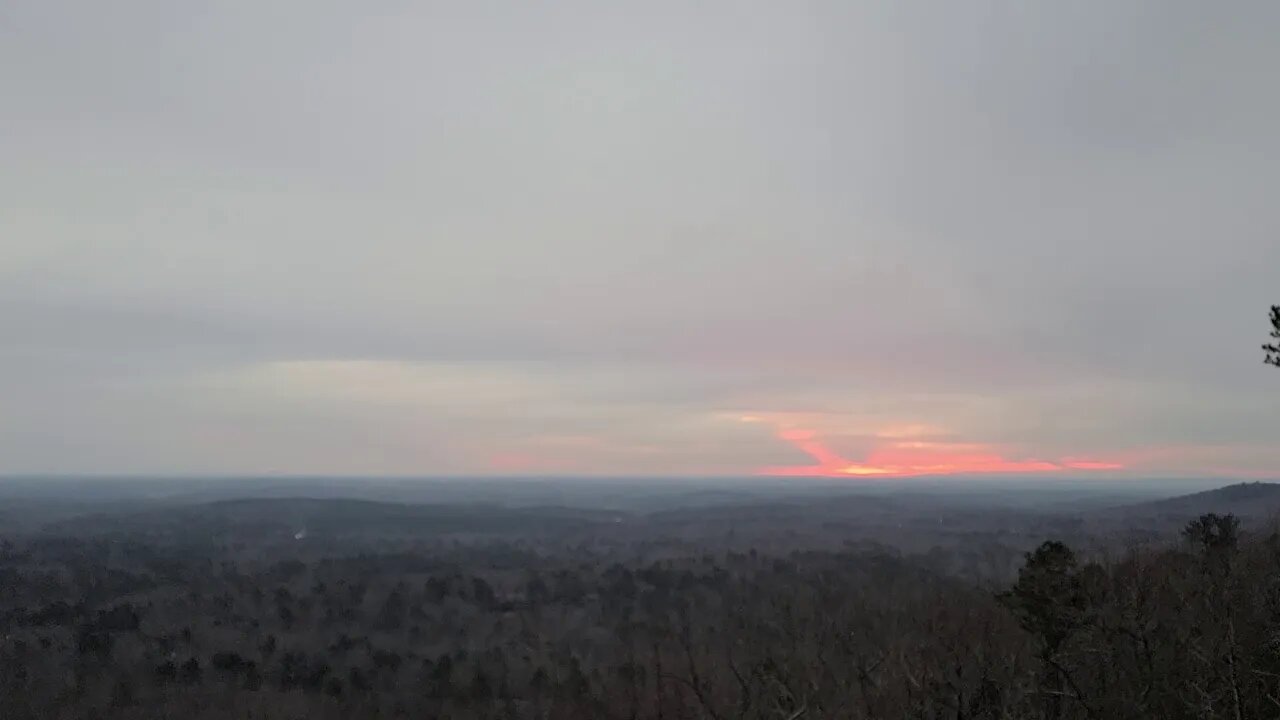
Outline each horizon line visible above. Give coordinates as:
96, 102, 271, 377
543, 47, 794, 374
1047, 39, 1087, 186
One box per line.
0, 473, 1269, 484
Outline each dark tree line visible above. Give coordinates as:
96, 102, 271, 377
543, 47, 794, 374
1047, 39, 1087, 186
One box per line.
3, 511, 1280, 719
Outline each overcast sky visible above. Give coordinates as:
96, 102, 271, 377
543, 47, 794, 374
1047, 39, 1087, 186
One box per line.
3, 1, 1278, 478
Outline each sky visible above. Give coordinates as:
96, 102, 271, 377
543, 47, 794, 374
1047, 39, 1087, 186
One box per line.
2, 1, 1278, 479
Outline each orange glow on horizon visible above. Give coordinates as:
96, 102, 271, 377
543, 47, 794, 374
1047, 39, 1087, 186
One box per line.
755, 422, 1124, 478
1060, 460, 1126, 471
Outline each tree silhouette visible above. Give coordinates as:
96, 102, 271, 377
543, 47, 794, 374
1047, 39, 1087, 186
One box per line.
999, 542, 1088, 658
1182, 513, 1239, 555
1265, 305, 1280, 367
998, 541, 1092, 719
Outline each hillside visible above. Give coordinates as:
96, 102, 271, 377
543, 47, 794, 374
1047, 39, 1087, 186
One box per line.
1108, 481, 1280, 522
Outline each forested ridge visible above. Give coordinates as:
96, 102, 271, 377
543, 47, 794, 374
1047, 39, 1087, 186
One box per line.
2, 500, 1278, 719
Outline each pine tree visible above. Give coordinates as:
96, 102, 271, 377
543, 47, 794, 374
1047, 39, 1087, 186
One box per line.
1264, 305, 1280, 367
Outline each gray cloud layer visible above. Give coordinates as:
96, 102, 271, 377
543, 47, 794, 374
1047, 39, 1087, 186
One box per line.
3, 2, 1278, 475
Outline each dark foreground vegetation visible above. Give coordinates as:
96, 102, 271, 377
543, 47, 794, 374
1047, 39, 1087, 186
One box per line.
2, 483, 1280, 719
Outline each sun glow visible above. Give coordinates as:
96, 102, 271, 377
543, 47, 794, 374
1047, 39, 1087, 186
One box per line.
751, 419, 1123, 478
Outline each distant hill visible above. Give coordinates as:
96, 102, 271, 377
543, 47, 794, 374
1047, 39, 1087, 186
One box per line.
1108, 482, 1280, 523
41, 497, 624, 541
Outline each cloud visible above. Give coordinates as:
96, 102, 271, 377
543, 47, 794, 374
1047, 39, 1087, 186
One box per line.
2, 2, 1279, 476
744, 415, 1123, 478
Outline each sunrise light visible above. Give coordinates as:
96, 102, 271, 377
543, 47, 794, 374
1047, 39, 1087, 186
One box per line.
755, 421, 1124, 478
